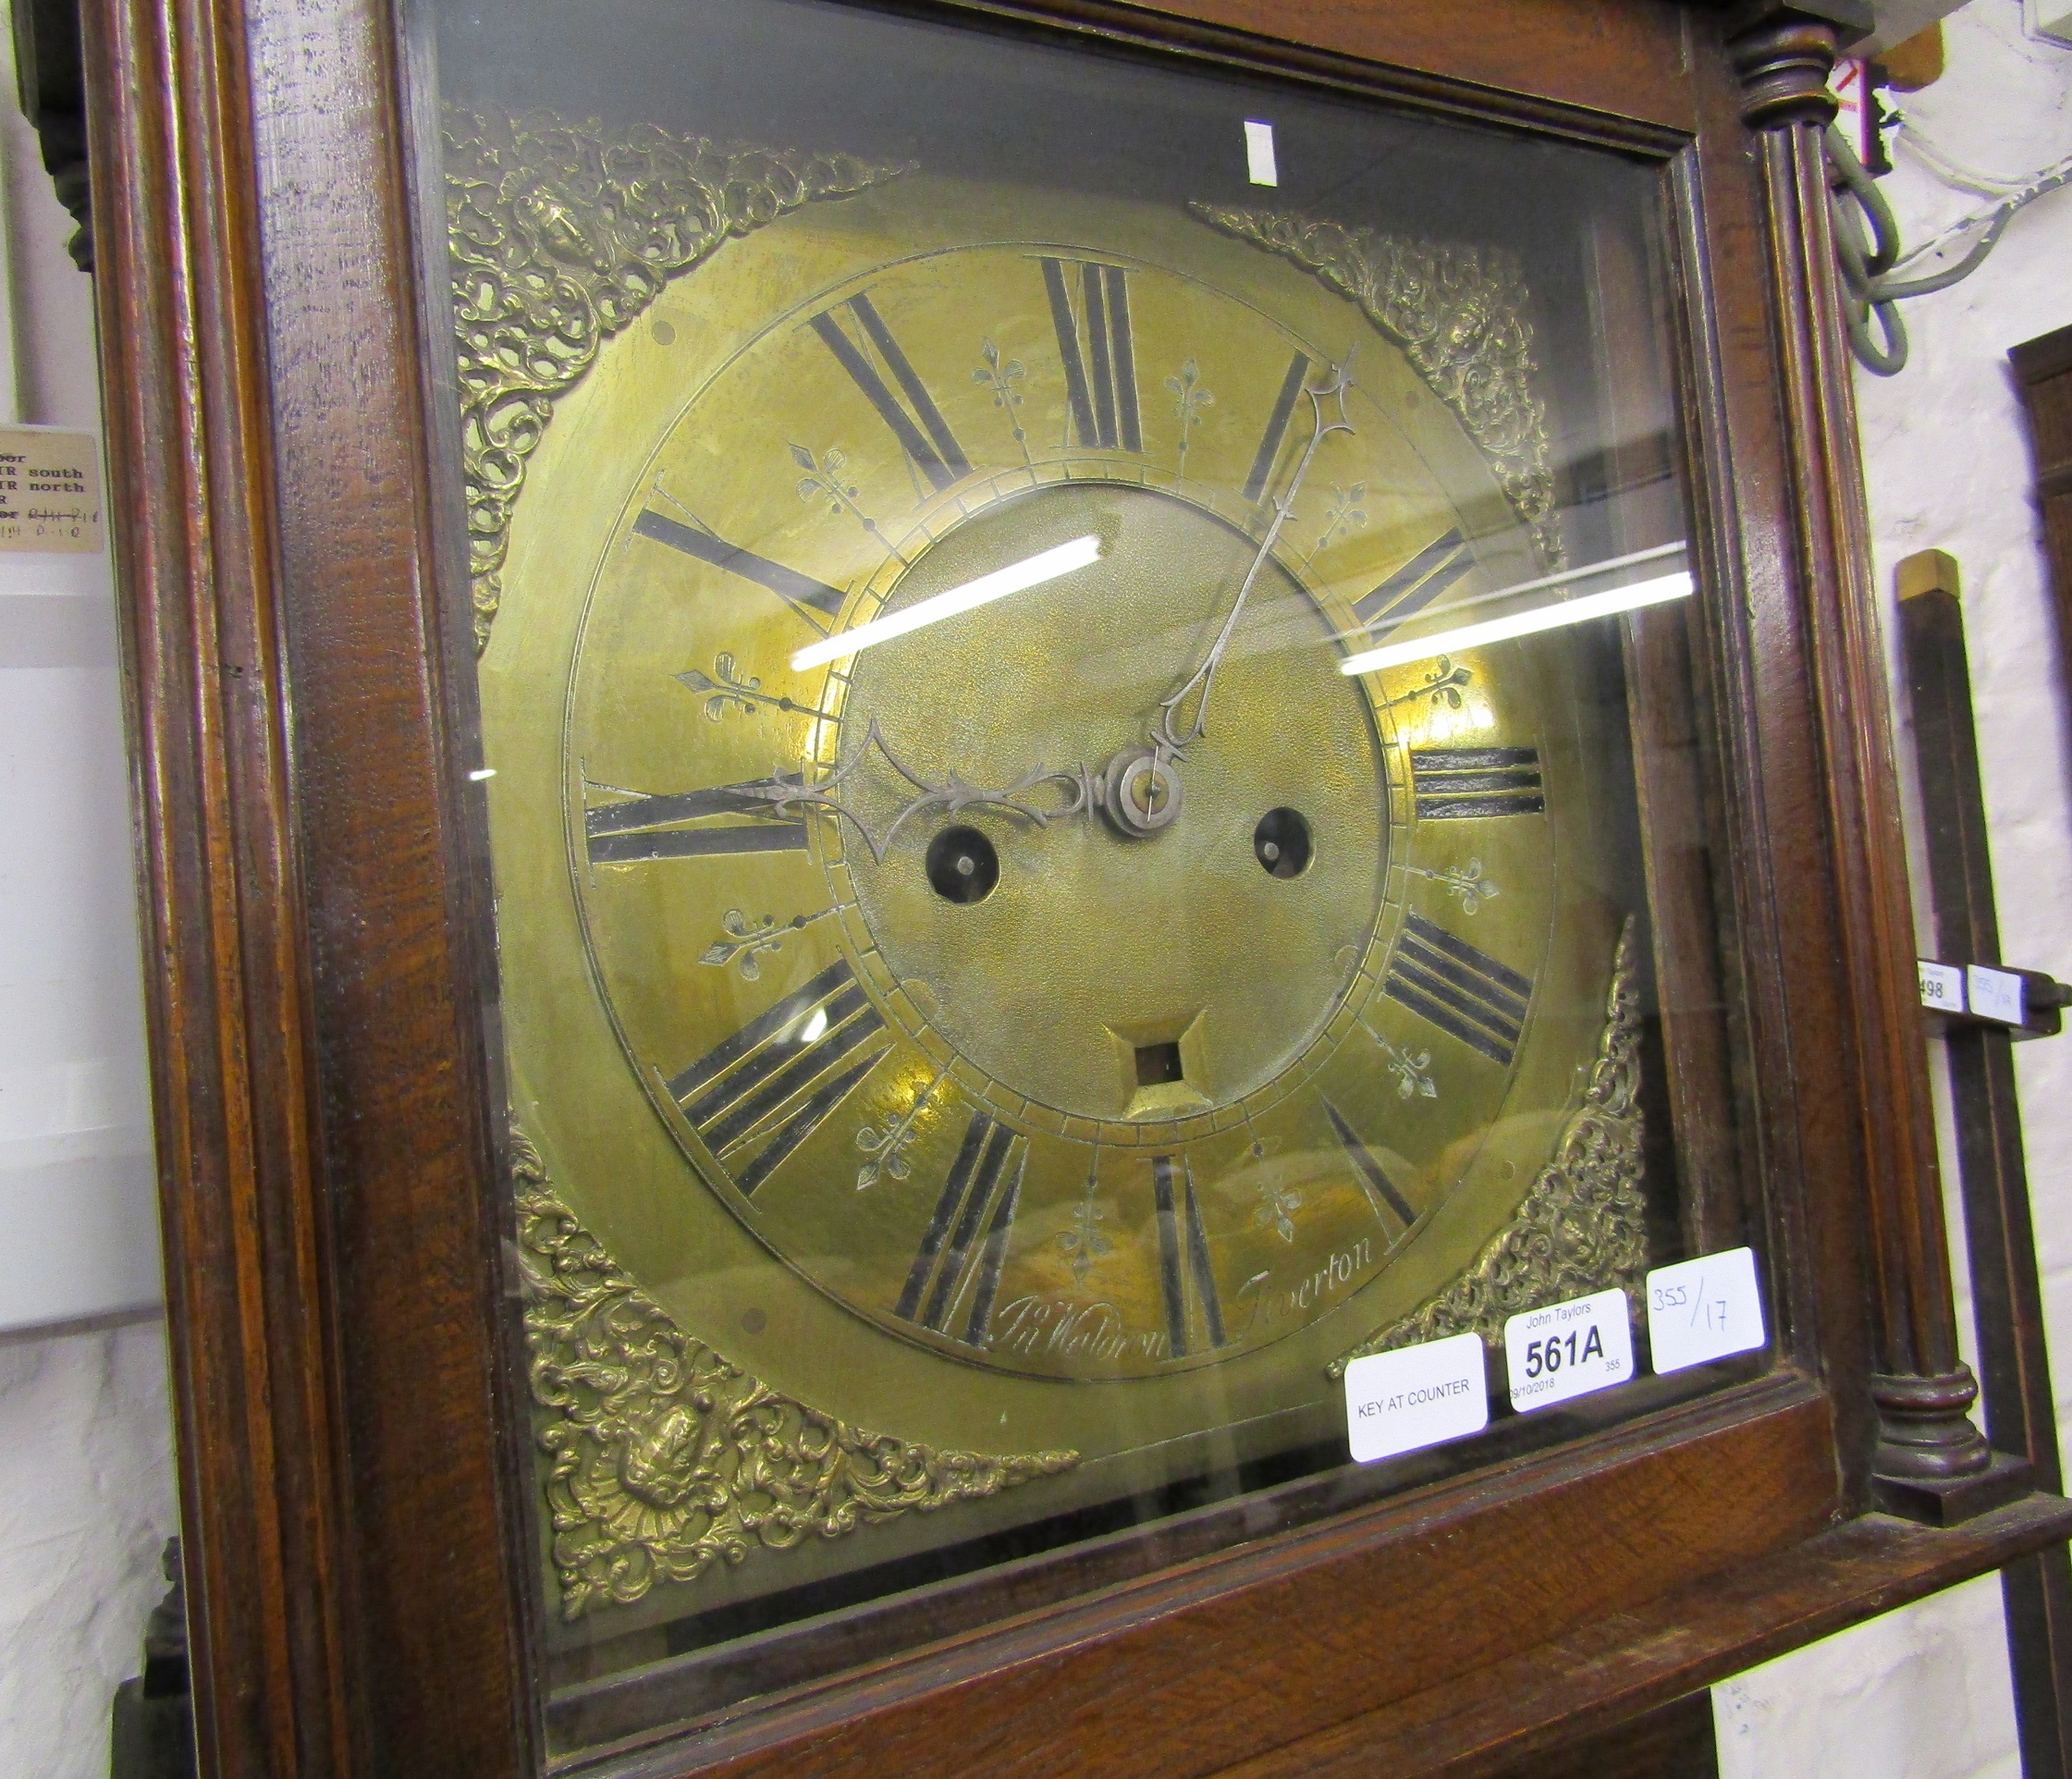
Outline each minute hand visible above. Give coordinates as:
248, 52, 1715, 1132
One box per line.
1153, 355, 1355, 756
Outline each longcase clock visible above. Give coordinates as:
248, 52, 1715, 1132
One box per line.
76, 0, 2072, 1773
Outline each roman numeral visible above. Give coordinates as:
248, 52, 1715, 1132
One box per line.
1039, 259, 1142, 452
632, 508, 845, 627
1410, 747, 1545, 820
1320, 1097, 1416, 1231
893, 1110, 1024, 1346
809, 294, 971, 494
1354, 528, 1473, 638
668, 958, 889, 1194
1243, 351, 1313, 504
585, 782, 807, 864
1384, 913, 1533, 1067
1153, 1155, 1227, 1359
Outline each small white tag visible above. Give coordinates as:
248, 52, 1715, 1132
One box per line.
1343, 1331, 1489, 1463
1919, 960, 1965, 1013
1504, 1289, 1634, 1412
1646, 1247, 1766, 1374
1244, 120, 1280, 187
0, 426, 104, 554
1968, 965, 2025, 1025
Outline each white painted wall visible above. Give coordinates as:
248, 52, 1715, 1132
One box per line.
0, 6, 181, 1777
0, 10, 161, 1334
1714, 5, 2072, 1773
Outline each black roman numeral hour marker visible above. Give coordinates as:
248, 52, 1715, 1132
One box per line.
894, 1111, 1024, 1346
1354, 528, 1474, 638
1040, 259, 1142, 452
1384, 913, 1533, 1067
585, 782, 807, 864
632, 508, 845, 626
1410, 747, 1545, 820
1243, 351, 1313, 504
809, 295, 971, 494
1320, 1098, 1416, 1231
1153, 1155, 1227, 1359
668, 958, 888, 1193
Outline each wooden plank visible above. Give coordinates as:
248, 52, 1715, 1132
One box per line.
585, 1388, 1837, 1778
1479, 1692, 1718, 1779
1212, 1494, 2072, 1779
1899, 553, 2072, 1776
81, 0, 355, 1770
2013, 329, 2072, 809
1031, 0, 1699, 133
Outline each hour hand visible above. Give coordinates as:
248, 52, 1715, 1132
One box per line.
736, 720, 1102, 865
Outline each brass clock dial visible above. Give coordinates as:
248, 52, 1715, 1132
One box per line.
484, 172, 1624, 1467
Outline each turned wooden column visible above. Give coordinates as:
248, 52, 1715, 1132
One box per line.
1723, 5, 2012, 1520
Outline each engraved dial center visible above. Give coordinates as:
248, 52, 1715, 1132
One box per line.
837, 483, 1387, 1122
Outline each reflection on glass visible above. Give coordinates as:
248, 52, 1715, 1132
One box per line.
1340, 541, 1694, 675
791, 533, 1105, 670
413, 0, 1759, 1748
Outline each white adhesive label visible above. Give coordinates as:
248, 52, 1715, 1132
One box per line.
0, 426, 102, 554
1646, 1247, 1766, 1375
1343, 1331, 1489, 1464
1968, 965, 2025, 1025
1244, 120, 1280, 187
1919, 960, 1966, 1013
1504, 1289, 1634, 1412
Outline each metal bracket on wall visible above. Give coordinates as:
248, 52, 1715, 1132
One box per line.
1899, 546, 2072, 1779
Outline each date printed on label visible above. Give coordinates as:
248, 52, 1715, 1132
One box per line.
1502, 1289, 1633, 1412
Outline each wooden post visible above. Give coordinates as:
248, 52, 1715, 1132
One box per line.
1722, 6, 2014, 1520
1899, 546, 2072, 1773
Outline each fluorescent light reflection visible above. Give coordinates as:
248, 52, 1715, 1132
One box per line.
1433, 539, 1688, 619
1342, 571, 1693, 676
792, 534, 1103, 673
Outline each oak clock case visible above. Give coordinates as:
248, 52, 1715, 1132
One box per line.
431, 0, 1735, 1729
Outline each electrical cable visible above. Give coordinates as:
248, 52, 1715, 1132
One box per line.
1826, 118, 2072, 376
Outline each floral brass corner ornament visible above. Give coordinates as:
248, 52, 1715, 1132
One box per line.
512, 1132, 1079, 1620
1329, 917, 1649, 1376
445, 109, 906, 652
1190, 203, 1564, 569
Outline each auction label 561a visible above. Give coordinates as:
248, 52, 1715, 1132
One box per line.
1503, 1289, 1634, 1412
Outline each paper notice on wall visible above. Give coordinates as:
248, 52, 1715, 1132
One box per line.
0, 427, 103, 553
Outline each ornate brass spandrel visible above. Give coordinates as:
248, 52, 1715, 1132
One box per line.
513, 1131, 1078, 1621
1189, 203, 1563, 569
444, 108, 906, 651
1328, 917, 1647, 1376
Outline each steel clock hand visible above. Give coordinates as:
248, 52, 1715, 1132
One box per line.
753, 366, 1354, 854
731, 719, 1100, 865
1150, 355, 1355, 760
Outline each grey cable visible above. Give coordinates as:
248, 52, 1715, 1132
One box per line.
1826, 123, 2072, 376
